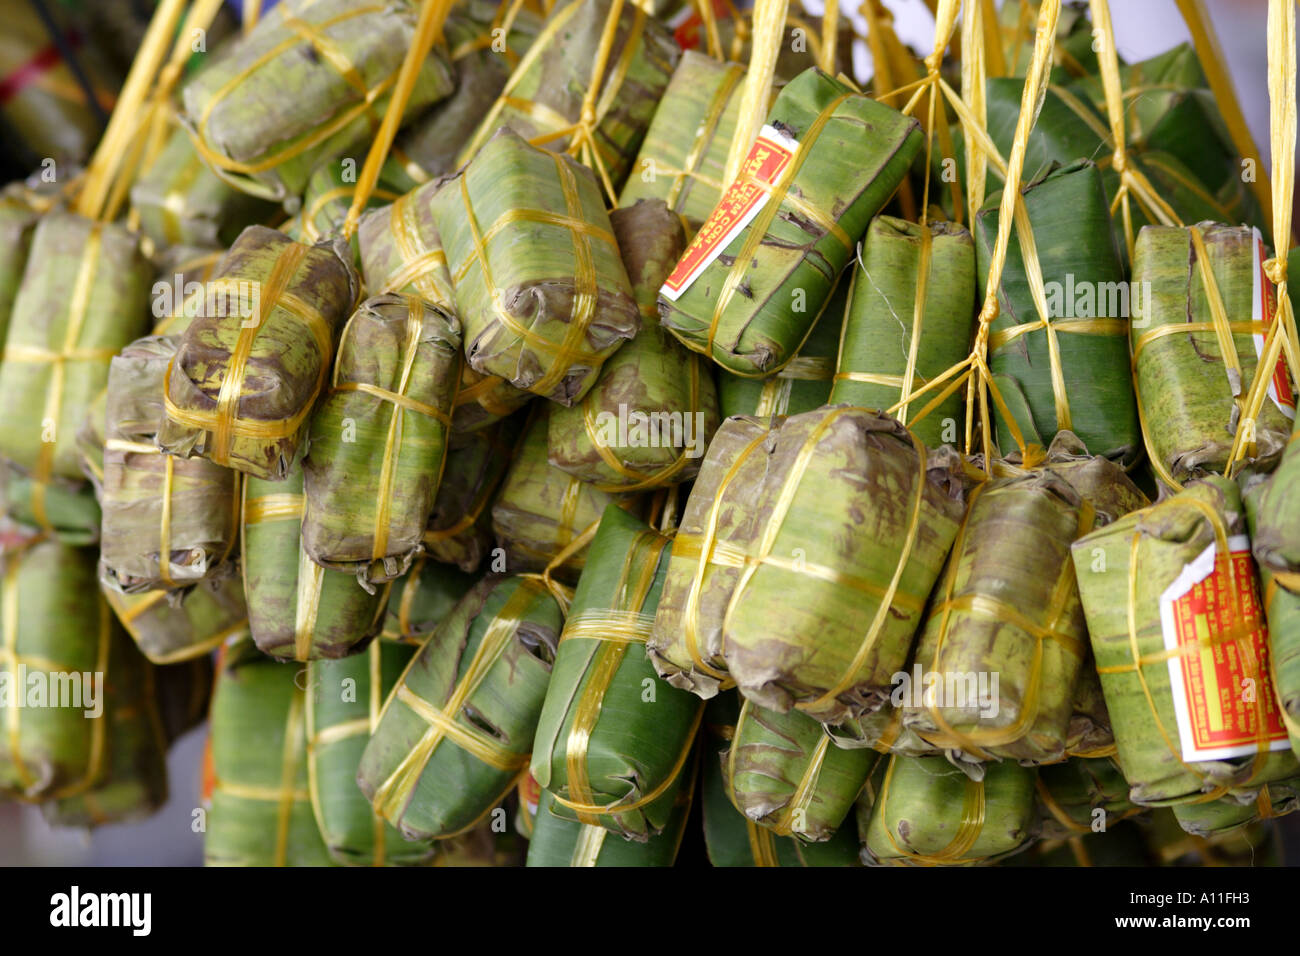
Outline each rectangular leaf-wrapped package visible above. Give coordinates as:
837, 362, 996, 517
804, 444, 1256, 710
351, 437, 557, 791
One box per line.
301, 294, 461, 585
424, 420, 518, 573
99, 336, 240, 593
722, 407, 967, 725
102, 576, 248, 666
379, 556, 477, 645
431, 127, 639, 404
658, 68, 922, 376
525, 780, 693, 867
179, 0, 454, 202
358, 575, 562, 841
158, 226, 359, 480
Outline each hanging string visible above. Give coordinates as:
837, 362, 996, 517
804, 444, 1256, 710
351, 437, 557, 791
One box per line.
723, 0, 789, 189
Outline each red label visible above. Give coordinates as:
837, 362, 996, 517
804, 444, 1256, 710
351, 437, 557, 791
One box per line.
660, 125, 796, 301
672, 0, 730, 50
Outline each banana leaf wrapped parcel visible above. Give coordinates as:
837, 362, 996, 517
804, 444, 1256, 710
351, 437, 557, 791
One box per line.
102, 576, 248, 666
0, 539, 112, 801
1171, 777, 1300, 836
531, 506, 702, 840
1036, 757, 1139, 841
424, 421, 518, 573
242, 467, 388, 662
831, 217, 976, 448
1070, 475, 1299, 806
0, 187, 36, 341
548, 200, 719, 490
294, 155, 419, 246
42, 629, 168, 828
358, 575, 562, 841
179, 0, 454, 202
0, 463, 100, 546
462, 0, 680, 194
430, 127, 639, 404
617, 51, 746, 228
1131, 223, 1293, 484
380, 557, 477, 645
1066, 655, 1117, 759
302, 294, 461, 585
902, 472, 1094, 766
205, 640, 335, 867
974, 160, 1138, 462
99, 336, 240, 593
658, 68, 923, 376
722, 407, 967, 724
858, 755, 1038, 866
0, 210, 152, 485
647, 415, 778, 697
158, 226, 359, 480
148, 245, 226, 338
492, 407, 637, 579
525, 780, 692, 867
307, 641, 433, 866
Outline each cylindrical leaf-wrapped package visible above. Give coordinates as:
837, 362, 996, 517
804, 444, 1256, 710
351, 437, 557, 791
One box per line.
657, 68, 922, 376
431, 128, 639, 404
424, 420, 518, 573
159, 226, 359, 481
102, 576, 248, 666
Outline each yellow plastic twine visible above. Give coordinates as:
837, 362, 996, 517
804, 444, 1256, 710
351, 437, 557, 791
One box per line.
1225, 0, 1300, 476
876, 754, 986, 865
724, 697, 829, 837
723, 0, 788, 190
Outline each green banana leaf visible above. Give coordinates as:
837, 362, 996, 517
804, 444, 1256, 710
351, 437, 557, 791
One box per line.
831, 217, 975, 449
1131, 223, 1291, 485
425, 419, 519, 573
103, 576, 248, 666
0, 210, 152, 484
617, 50, 746, 229
859, 754, 1038, 866
646, 414, 777, 697
179, 0, 454, 202
531, 505, 701, 840
974, 160, 1138, 462
1022, 819, 1154, 867
99, 336, 240, 592
430, 127, 639, 405
0, 539, 114, 801
997, 1, 1098, 82
379, 556, 478, 646
1070, 475, 1300, 806
701, 692, 862, 866
242, 466, 388, 661
294, 154, 420, 247
130, 124, 277, 248
491, 406, 638, 580
0, 187, 36, 345
357, 178, 456, 311
148, 245, 226, 339
525, 771, 693, 866
307, 640, 432, 865
460, 0, 680, 194
548, 200, 719, 490
205, 640, 335, 866
302, 294, 461, 585
1066, 653, 1116, 759
716, 276, 845, 419
357, 575, 561, 841
1036, 757, 1139, 841
1145, 808, 1280, 866
1, 464, 100, 546
721, 407, 967, 725
42, 628, 168, 828
1038, 431, 1152, 526
158, 225, 359, 481
902, 471, 1092, 765
1170, 777, 1300, 837
659, 68, 922, 376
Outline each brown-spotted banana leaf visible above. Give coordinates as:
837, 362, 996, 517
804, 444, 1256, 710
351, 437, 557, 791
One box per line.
658, 68, 922, 377
179, 0, 454, 203
1065, 652, 1116, 759
617, 50, 747, 229
831, 216, 975, 449
0, 539, 114, 801
425, 418, 520, 573
722, 406, 967, 725
1070, 475, 1300, 806
1131, 223, 1292, 485
0, 210, 152, 483
99, 335, 240, 593
491, 405, 638, 581
307, 640, 432, 865
205, 640, 335, 866
158, 225, 359, 481
974, 160, 1138, 463
103, 575, 248, 666
646, 414, 779, 698
531, 505, 701, 841
547, 200, 719, 490
1037, 430, 1152, 527
41, 628, 168, 828
242, 467, 388, 662
357, 575, 561, 842
301, 294, 461, 586
379, 556, 478, 646
148, 245, 226, 339
431, 126, 639, 405
902, 471, 1093, 766
701, 691, 862, 866
460, 0, 680, 194
524, 779, 692, 866
858, 754, 1038, 866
